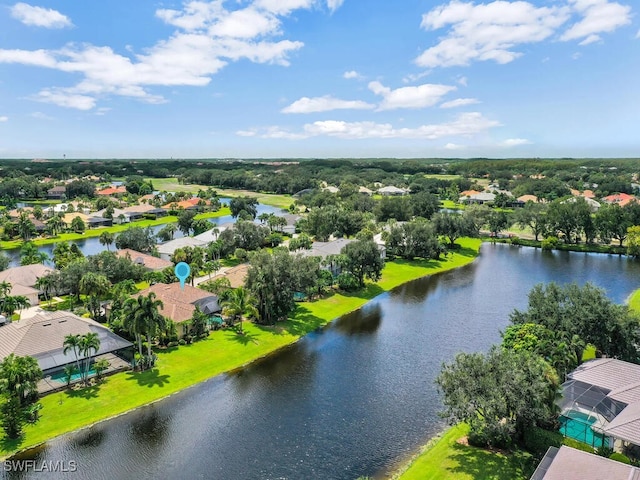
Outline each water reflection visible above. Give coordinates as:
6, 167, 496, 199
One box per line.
333, 303, 382, 335
9, 244, 640, 480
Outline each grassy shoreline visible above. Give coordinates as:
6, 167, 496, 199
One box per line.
0, 208, 231, 250
0, 238, 482, 458
393, 424, 534, 480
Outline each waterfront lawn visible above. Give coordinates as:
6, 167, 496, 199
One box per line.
396, 424, 535, 480
0, 207, 230, 249
0, 238, 482, 457
629, 288, 640, 313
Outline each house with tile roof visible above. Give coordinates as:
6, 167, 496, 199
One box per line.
602, 193, 637, 207
0, 310, 132, 375
133, 283, 220, 337
530, 446, 640, 480
156, 236, 207, 261
96, 185, 127, 196
116, 249, 174, 272
0, 264, 57, 306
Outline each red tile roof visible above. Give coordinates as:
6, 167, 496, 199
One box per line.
97, 186, 127, 196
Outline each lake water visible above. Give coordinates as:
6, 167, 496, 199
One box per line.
4, 200, 281, 266
5, 244, 640, 479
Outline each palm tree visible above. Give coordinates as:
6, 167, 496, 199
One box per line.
0, 281, 11, 297
63, 334, 83, 382
221, 287, 258, 335
46, 214, 65, 236
123, 293, 165, 369
79, 272, 111, 320
13, 296, 30, 316
17, 211, 35, 241
20, 241, 48, 266
99, 231, 114, 251
35, 274, 54, 303
78, 333, 100, 384
0, 353, 42, 406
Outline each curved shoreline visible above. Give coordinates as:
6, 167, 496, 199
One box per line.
0, 208, 231, 250
0, 238, 483, 459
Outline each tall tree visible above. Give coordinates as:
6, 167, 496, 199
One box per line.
436, 347, 559, 448
514, 202, 548, 241
510, 282, 640, 363
99, 231, 115, 251
229, 196, 259, 219
79, 272, 112, 320
221, 287, 258, 334
78, 333, 100, 384
123, 292, 165, 367
17, 211, 36, 242
20, 241, 48, 266
340, 239, 385, 287
63, 334, 83, 382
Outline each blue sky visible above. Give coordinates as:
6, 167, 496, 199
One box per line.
0, 0, 638, 159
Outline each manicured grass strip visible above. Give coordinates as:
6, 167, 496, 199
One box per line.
0, 239, 481, 457
0, 207, 231, 249
629, 288, 640, 313
394, 424, 534, 480
147, 178, 293, 209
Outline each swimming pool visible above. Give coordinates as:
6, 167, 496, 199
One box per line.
559, 410, 608, 448
51, 368, 96, 384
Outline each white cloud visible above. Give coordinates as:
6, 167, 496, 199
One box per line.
402, 71, 431, 83
416, 0, 632, 69
440, 97, 480, 108
416, 1, 570, 68
242, 112, 500, 139
326, 0, 345, 13
10, 2, 72, 29
561, 0, 631, 44
0, 116, 8, 122
0, 0, 316, 109
368, 81, 456, 110
636, 29, 640, 38
499, 138, 532, 146
572, 51, 582, 59
32, 89, 96, 110
579, 34, 601, 45
444, 142, 465, 150
282, 95, 375, 113
457, 76, 468, 86
343, 70, 362, 79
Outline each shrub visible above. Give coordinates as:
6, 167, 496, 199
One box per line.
541, 236, 559, 251
610, 452, 631, 464
596, 445, 614, 458
336, 272, 359, 292
522, 427, 562, 456
562, 437, 595, 453
167, 341, 179, 348
509, 235, 521, 245
178, 339, 186, 346
234, 248, 248, 262
468, 421, 513, 449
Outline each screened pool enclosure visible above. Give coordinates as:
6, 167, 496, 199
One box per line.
557, 379, 627, 448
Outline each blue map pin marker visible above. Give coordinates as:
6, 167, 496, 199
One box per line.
175, 262, 191, 290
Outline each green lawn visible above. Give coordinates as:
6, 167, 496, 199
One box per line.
440, 200, 465, 210
629, 288, 640, 313
395, 424, 534, 480
424, 174, 461, 180
0, 238, 481, 458
0, 207, 231, 249
147, 177, 293, 209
